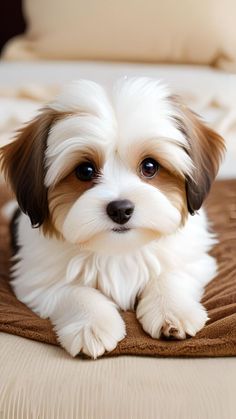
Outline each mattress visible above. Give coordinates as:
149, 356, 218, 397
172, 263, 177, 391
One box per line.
0, 333, 235, 419
0, 61, 236, 418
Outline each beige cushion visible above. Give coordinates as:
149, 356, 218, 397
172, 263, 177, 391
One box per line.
1, 333, 236, 418
2, 0, 236, 71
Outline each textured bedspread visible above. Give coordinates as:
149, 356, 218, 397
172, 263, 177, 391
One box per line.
0, 180, 235, 358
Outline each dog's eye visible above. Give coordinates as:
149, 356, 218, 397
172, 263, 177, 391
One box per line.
140, 158, 159, 178
75, 162, 97, 181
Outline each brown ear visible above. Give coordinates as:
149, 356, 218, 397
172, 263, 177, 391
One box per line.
0, 108, 59, 227
171, 98, 225, 215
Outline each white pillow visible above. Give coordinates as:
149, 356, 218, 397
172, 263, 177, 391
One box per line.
2, 0, 236, 71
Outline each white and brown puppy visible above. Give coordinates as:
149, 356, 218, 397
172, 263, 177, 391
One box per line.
0, 78, 225, 358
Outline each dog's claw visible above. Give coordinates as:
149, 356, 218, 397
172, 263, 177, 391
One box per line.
161, 320, 186, 340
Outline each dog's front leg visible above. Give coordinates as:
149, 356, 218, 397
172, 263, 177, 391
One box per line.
136, 271, 208, 340
47, 286, 126, 358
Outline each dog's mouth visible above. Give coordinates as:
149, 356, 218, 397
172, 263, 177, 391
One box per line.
112, 226, 131, 233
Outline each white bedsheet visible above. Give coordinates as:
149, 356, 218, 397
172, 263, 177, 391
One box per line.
0, 61, 236, 178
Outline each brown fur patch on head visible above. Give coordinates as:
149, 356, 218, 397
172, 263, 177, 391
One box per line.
47, 171, 95, 238
45, 147, 103, 238
169, 95, 226, 214
0, 108, 72, 228
140, 166, 188, 226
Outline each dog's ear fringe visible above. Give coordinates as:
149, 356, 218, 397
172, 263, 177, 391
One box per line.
169, 95, 226, 214
0, 108, 62, 227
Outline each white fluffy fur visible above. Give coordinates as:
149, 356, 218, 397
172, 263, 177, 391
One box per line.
10, 78, 218, 358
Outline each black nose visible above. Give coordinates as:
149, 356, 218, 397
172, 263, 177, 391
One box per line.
106, 199, 134, 224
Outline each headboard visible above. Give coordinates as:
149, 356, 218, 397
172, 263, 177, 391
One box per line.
0, 0, 26, 53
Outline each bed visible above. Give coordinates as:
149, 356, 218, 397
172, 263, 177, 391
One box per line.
0, 60, 236, 419
1, 0, 236, 416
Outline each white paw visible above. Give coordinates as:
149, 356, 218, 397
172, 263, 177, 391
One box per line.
54, 301, 126, 359
137, 297, 208, 340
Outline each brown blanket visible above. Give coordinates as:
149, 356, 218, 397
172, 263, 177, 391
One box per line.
0, 180, 236, 357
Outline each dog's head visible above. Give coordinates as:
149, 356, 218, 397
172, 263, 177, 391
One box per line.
0, 78, 225, 254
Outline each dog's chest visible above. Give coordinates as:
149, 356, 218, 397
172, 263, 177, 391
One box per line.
96, 254, 150, 310
69, 248, 161, 310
